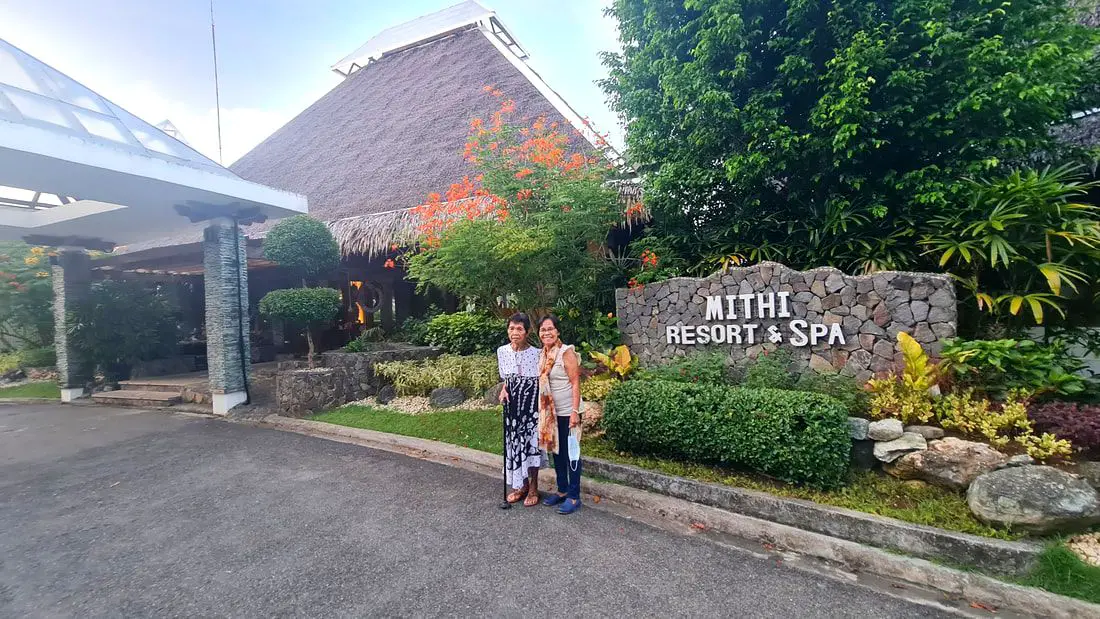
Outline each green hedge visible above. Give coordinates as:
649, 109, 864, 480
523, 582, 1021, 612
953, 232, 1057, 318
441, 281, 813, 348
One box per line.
0, 347, 57, 372
419, 313, 504, 355
603, 380, 851, 489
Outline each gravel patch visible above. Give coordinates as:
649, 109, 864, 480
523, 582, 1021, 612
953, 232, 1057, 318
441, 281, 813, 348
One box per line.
1068, 532, 1100, 567
343, 395, 498, 414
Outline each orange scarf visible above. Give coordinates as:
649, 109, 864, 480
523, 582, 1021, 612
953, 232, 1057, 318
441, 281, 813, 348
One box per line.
538, 341, 560, 453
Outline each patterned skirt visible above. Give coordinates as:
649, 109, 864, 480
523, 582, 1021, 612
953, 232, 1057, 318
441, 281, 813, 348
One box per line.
503, 375, 541, 489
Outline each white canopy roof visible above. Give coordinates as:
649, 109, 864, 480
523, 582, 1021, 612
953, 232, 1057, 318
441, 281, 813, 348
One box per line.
0, 38, 306, 249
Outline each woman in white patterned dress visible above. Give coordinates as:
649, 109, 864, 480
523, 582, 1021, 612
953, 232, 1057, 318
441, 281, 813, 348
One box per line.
497, 312, 542, 506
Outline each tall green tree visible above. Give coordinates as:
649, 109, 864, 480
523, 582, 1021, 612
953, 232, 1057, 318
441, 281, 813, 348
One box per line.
0, 242, 54, 350
602, 0, 1100, 273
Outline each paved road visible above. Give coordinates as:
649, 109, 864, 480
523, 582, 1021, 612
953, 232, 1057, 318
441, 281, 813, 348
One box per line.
0, 403, 951, 618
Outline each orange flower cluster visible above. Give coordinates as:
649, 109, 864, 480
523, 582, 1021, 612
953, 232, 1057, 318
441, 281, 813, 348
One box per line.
383, 258, 396, 269
627, 277, 643, 291
640, 250, 659, 268
624, 201, 646, 219
412, 175, 509, 246
417, 86, 610, 247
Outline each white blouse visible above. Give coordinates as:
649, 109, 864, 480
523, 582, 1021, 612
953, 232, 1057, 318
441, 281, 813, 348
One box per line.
497, 344, 541, 379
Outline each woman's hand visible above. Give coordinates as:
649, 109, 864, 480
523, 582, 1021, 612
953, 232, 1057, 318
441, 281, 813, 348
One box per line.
569, 412, 580, 429
499, 387, 509, 404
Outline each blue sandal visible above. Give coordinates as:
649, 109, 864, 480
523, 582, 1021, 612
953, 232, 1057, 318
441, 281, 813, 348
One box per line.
558, 498, 581, 515
543, 493, 567, 507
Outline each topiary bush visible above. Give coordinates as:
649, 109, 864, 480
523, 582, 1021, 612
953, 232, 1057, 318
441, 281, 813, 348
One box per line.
420, 312, 504, 355
259, 287, 341, 367
603, 380, 851, 489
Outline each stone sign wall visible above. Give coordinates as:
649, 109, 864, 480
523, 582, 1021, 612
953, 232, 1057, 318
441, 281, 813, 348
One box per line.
614, 262, 957, 382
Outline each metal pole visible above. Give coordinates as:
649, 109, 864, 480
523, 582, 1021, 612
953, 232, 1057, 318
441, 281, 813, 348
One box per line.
209, 0, 224, 164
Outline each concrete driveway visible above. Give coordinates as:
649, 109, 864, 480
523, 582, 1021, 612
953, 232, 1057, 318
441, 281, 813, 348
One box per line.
0, 403, 952, 617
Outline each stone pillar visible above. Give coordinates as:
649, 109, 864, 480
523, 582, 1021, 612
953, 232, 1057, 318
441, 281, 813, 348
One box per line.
203, 219, 250, 415
52, 248, 93, 402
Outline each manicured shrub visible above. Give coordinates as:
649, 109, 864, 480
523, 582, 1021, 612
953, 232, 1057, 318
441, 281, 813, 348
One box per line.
420, 312, 504, 355
1029, 401, 1100, 457
374, 354, 499, 397
603, 380, 851, 489
740, 350, 796, 390
639, 351, 733, 386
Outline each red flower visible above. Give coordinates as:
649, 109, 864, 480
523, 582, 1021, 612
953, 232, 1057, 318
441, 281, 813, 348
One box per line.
383, 259, 396, 269
514, 168, 534, 179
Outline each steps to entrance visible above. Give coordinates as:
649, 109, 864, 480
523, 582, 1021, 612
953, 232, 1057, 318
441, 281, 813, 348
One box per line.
91, 390, 182, 408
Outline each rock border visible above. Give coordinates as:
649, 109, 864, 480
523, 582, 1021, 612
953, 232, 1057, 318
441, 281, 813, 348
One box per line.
253, 415, 1100, 618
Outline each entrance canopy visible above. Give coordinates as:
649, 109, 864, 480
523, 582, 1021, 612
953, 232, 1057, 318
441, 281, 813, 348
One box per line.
0, 38, 306, 249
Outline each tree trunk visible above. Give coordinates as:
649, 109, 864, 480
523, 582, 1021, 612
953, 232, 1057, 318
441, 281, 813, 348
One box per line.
306, 326, 316, 369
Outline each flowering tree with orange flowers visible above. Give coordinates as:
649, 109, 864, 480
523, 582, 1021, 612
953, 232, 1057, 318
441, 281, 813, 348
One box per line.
0, 241, 54, 350
405, 88, 624, 315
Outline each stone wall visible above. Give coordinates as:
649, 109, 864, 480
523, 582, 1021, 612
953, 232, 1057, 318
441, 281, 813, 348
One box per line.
276, 346, 441, 417
615, 261, 956, 382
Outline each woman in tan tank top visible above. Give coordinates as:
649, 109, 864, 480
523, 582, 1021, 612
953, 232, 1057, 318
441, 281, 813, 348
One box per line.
536, 315, 583, 515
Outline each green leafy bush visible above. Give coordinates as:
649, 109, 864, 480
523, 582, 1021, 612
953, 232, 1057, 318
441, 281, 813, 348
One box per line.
740, 350, 796, 390
639, 351, 732, 385
420, 312, 503, 355
940, 338, 1090, 398
0, 347, 56, 372
374, 354, 499, 397
603, 380, 851, 488
794, 372, 870, 418
17, 347, 55, 368
259, 288, 341, 325
68, 280, 180, 381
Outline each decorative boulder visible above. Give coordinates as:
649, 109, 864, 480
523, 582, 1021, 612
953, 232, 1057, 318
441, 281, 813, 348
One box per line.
904, 425, 945, 441
1, 368, 26, 383
1079, 462, 1100, 491
967, 465, 1100, 535
429, 387, 466, 409
873, 432, 927, 463
484, 382, 505, 406
1004, 455, 1035, 469
868, 418, 904, 442
377, 385, 396, 405
849, 417, 870, 441
886, 438, 1007, 490
582, 401, 604, 434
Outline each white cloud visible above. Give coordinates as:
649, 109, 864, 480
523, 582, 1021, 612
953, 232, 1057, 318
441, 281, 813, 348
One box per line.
104, 81, 300, 165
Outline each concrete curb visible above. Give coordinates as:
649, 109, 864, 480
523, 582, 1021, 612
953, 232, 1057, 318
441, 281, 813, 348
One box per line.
584, 459, 1040, 575
258, 415, 1100, 619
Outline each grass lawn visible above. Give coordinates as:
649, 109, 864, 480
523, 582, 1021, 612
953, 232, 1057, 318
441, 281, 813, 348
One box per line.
311, 405, 1017, 540
0, 382, 60, 399
311, 406, 503, 455
1021, 543, 1100, 604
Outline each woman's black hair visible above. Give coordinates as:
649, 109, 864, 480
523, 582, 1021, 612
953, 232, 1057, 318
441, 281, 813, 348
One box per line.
507, 312, 531, 333
537, 314, 561, 333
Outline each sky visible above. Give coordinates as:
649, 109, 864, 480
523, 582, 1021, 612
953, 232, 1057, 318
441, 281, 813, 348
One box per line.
0, 0, 623, 165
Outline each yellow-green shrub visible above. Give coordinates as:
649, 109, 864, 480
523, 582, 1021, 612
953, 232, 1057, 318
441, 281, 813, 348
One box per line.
374, 354, 499, 397
580, 375, 617, 402
936, 390, 1072, 461
867, 332, 938, 424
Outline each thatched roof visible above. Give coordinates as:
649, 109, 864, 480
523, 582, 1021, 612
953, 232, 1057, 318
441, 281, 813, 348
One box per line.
117, 19, 622, 259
